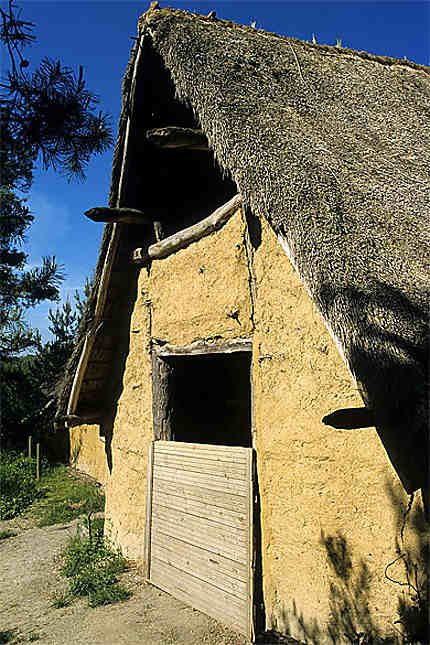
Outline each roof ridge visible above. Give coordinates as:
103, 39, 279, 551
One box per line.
138, 4, 429, 74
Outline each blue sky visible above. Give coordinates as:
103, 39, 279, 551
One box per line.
14, 0, 430, 340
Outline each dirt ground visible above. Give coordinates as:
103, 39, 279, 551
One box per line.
0, 511, 249, 645
0, 512, 300, 645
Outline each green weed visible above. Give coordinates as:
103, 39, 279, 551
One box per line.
69, 564, 117, 596
88, 584, 131, 607
0, 529, 17, 540
50, 590, 73, 608
55, 519, 130, 609
0, 451, 43, 520
0, 630, 16, 644
36, 466, 104, 527
28, 633, 40, 641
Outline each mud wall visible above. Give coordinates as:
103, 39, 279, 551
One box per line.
251, 217, 425, 644
69, 424, 109, 485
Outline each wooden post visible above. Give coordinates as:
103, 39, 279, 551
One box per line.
28, 435, 32, 459
36, 443, 40, 481
143, 440, 155, 581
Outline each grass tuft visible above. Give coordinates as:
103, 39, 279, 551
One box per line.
51, 590, 73, 608
0, 529, 17, 540
88, 584, 131, 607
54, 518, 130, 609
0, 630, 16, 644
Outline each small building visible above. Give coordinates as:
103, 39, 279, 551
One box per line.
57, 6, 429, 643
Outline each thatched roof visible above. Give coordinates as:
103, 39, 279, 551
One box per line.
57, 5, 429, 493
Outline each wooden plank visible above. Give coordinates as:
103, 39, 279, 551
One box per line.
153, 478, 247, 513
154, 445, 248, 464
143, 441, 155, 579
150, 558, 247, 635
153, 453, 247, 478
154, 440, 250, 456
153, 466, 247, 496
151, 515, 247, 563
152, 489, 247, 529
153, 532, 248, 583
151, 505, 247, 552
246, 449, 255, 642
151, 541, 247, 598
150, 556, 245, 616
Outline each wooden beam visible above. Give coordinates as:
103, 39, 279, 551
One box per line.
64, 411, 103, 427
85, 206, 151, 225
322, 407, 375, 429
154, 337, 252, 358
146, 126, 209, 151
132, 194, 242, 265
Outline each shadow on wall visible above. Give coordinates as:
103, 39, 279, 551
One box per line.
69, 430, 82, 467
100, 409, 115, 475
319, 280, 428, 498
384, 482, 429, 645
267, 486, 428, 645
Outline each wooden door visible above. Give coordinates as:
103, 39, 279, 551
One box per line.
145, 440, 255, 640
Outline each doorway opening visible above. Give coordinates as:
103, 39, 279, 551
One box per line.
153, 348, 252, 448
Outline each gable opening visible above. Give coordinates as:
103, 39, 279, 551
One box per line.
126, 37, 237, 240
153, 349, 252, 448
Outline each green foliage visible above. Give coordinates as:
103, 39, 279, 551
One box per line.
36, 465, 104, 527
0, 2, 113, 182
61, 529, 127, 579
69, 562, 118, 596
90, 515, 105, 535
56, 521, 131, 608
0, 355, 42, 441
0, 451, 42, 519
0, 0, 111, 387
88, 584, 131, 608
1, 280, 92, 448
50, 590, 73, 608
0, 529, 17, 539
0, 630, 16, 644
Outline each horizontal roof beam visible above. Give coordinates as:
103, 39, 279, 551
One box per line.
146, 126, 209, 151
132, 194, 242, 265
85, 206, 154, 225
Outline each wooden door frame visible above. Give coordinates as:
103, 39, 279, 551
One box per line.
149, 337, 259, 640
151, 338, 253, 443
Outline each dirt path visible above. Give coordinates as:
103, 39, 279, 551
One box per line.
0, 515, 248, 645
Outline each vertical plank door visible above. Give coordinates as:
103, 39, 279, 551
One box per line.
145, 440, 254, 640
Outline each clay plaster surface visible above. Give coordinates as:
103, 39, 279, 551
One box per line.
251, 217, 424, 643
69, 425, 108, 485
